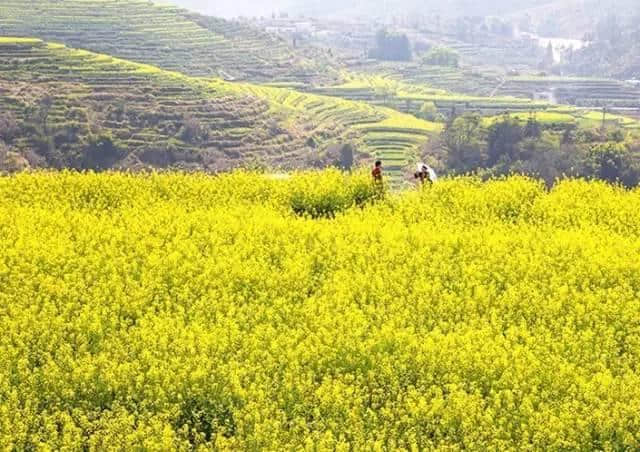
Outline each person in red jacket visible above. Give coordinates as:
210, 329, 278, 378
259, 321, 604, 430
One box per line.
371, 160, 385, 197
372, 160, 383, 185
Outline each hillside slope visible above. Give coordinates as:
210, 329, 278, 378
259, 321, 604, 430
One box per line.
0, 0, 334, 83
0, 38, 313, 171
0, 38, 436, 180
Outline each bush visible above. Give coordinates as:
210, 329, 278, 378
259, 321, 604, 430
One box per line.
178, 116, 205, 144
288, 169, 378, 218
0, 112, 20, 143
440, 117, 638, 187
0, 151, 30, 173
487, 117, 524, 166
443, 113, 488, 172
419, 101, 439, 121
82, 134, 124, 171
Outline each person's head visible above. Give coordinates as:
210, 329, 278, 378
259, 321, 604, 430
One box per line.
375, 160, 382, 168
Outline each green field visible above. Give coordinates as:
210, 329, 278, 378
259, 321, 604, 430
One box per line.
482, 109, 640, 130
0, 38, 307, 170
313, 74, 547, 116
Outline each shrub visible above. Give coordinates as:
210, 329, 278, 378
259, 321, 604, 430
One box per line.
0, 112, 20, 143
0, 140, 8, 163
419, 101, 438, 121
287, 169, 378, 218
82, 134, 124, 171
178, 116, 205, 144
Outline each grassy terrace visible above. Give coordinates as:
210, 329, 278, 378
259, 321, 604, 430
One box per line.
348, 61, 505, 97
313, 74, 549, 116
235, 83, 440, 187
499, 77, 640, 109
483, 108, 640, 130
0, 38, 437, 181
349, 60, 640, 112
0, 0, 332, 83
315, 75, 640, 132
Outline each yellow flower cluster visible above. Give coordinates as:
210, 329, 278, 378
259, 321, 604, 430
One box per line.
1, 171, 640, 450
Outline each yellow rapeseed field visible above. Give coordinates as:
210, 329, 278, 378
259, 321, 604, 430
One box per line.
1, 171, 640, 450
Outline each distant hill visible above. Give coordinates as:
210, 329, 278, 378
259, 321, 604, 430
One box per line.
280, 0, 557, 18
170, 0, 290, 18
512, 0, 640, 79
567, 25, 640, 79
0, 0, 334, 84
509, 0, 639, 38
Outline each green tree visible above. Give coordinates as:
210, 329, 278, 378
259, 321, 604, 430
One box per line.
23, 96, 59, 165
587, 141, 640, 187
179, 115, 205, 144
523, 116, 542, 139
541, 42, 555, 69
370, 30, 412, 62
487, 117, 524, 166
419, 101, 438, 121
423, 46, 460, 67
443, 113, 488, 173
0, 140, 7, 164
509, 131, 580, 185
82, 134, 123, 171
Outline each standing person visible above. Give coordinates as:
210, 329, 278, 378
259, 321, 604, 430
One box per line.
371, 160, 384, 197
372, 160, 383, 186
414, 163, 437, 186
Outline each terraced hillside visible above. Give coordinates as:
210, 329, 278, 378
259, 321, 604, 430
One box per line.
312, 75, 548, 117
0, 0, 334, 84
483, 107, 640, 131
348, 62, 640, 115
0, 38, 318, 170
498, 77, 640, 109
0, 38, 437, 184
361, 64, 502, 97
238, 84, 440, 187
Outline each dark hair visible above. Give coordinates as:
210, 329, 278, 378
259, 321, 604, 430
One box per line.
375, 160, 382, 167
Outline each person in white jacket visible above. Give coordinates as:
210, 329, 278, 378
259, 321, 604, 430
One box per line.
414, 163, 437, 185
